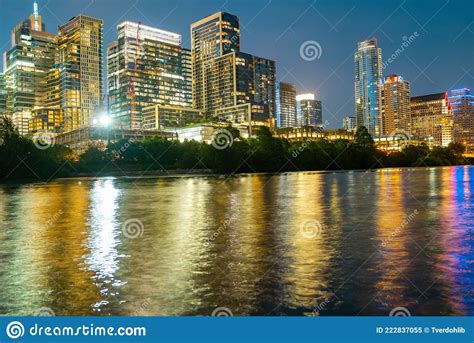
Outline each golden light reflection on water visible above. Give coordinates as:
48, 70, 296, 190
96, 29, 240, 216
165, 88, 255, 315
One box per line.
373, 170, 412, 312
0, 167, 472, 316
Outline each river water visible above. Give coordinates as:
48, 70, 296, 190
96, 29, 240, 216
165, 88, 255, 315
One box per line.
0, 166, 472, 316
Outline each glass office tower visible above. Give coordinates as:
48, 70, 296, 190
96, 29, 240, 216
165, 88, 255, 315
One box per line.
354, 38, 382, 137
276, 82, 297, 128
296, 93, 322, 128
0, 74, 6, 117
379, 74, 411, 136
191, 12, 276, 125
56, 15, 103, 132
191, 12, 240, 113
4, 2, 56, 135
449, 88, 474, 154
108, 21, 189, 129
410, 92, 453, 147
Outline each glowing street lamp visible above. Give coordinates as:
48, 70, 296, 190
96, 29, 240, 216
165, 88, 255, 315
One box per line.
99, 114, 112, 127
94, 112, 113, 144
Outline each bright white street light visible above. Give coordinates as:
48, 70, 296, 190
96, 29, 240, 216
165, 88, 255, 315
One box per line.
99, 115, 112, 127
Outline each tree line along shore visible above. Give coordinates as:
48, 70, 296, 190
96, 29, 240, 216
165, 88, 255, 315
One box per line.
0, 117, 470, 181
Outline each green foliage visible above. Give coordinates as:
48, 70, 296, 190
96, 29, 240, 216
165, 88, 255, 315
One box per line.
0, 116, 74, 180
0, 117, 470, 181
354, 126, 375, 148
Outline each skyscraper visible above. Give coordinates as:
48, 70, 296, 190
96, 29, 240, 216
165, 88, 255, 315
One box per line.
4, 2, 56, 135
410, 92, 453, 147
190, 12, 276, 125
0, 74, 6, 117
276, 82, 297, 128
296, 93, 322, 128
449, 88, 474, 154
108, 21, 189, 129
191, 12, 240, 112
252, 55, 277, 123
56, 15, 103, 132
182, 48, 193, 110
379, 75, 411, 136
354, 38, 382, 137
343, 116, 356, 133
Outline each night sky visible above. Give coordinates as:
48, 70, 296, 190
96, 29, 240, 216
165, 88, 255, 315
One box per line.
1, 0, 473, 128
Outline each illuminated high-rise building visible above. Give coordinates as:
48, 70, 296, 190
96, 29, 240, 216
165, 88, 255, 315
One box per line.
182, 48, 193, 109
410, 92, 453, 147
191, 12, 240, 112
108, 21, 190, 129
191, 12, 276, 124
276, 82, 297, 128
296, 93, 322, 128
252, 55, 277, 123
449, 88, 474, 154
355, 38, 382, 136
56, 15, 103, 132
343, 116, 356, 133
0, 74, 6, 117
4, 1, 56, 135
379, 74, 411, 135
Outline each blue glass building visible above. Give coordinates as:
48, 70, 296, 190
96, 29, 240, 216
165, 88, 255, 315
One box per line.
354, 38, 382, 137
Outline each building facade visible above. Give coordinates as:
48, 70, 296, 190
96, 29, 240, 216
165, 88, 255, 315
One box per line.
379, 74, 411, 136
343, 116, 356, 133
410, 92, 453, 147
108, 21, 190, 129
56, 15, 103, 132
28, 108, 62, 133
4, 3, 56, 135
0, 74, 6, 117
296, 93, 322, 128
449, 88, 474, 154
354, 38, 382, 137
190, 12, 276, 125
182, 48, 193, 109
252, 55, 277, 124
276, 82, 297, 128
191, 12, 240, 112
142, 105, 205, 130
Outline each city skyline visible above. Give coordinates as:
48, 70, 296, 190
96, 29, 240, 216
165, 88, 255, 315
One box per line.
1, 0, 472, 129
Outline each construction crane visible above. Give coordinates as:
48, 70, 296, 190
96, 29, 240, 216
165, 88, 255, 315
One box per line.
127, 21, 142, 129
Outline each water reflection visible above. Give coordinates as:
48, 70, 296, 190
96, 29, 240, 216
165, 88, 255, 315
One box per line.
85, 179, 123, 313
0, 166, 472, 316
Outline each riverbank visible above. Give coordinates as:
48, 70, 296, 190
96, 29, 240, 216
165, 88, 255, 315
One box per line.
1, 118, 471, 182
